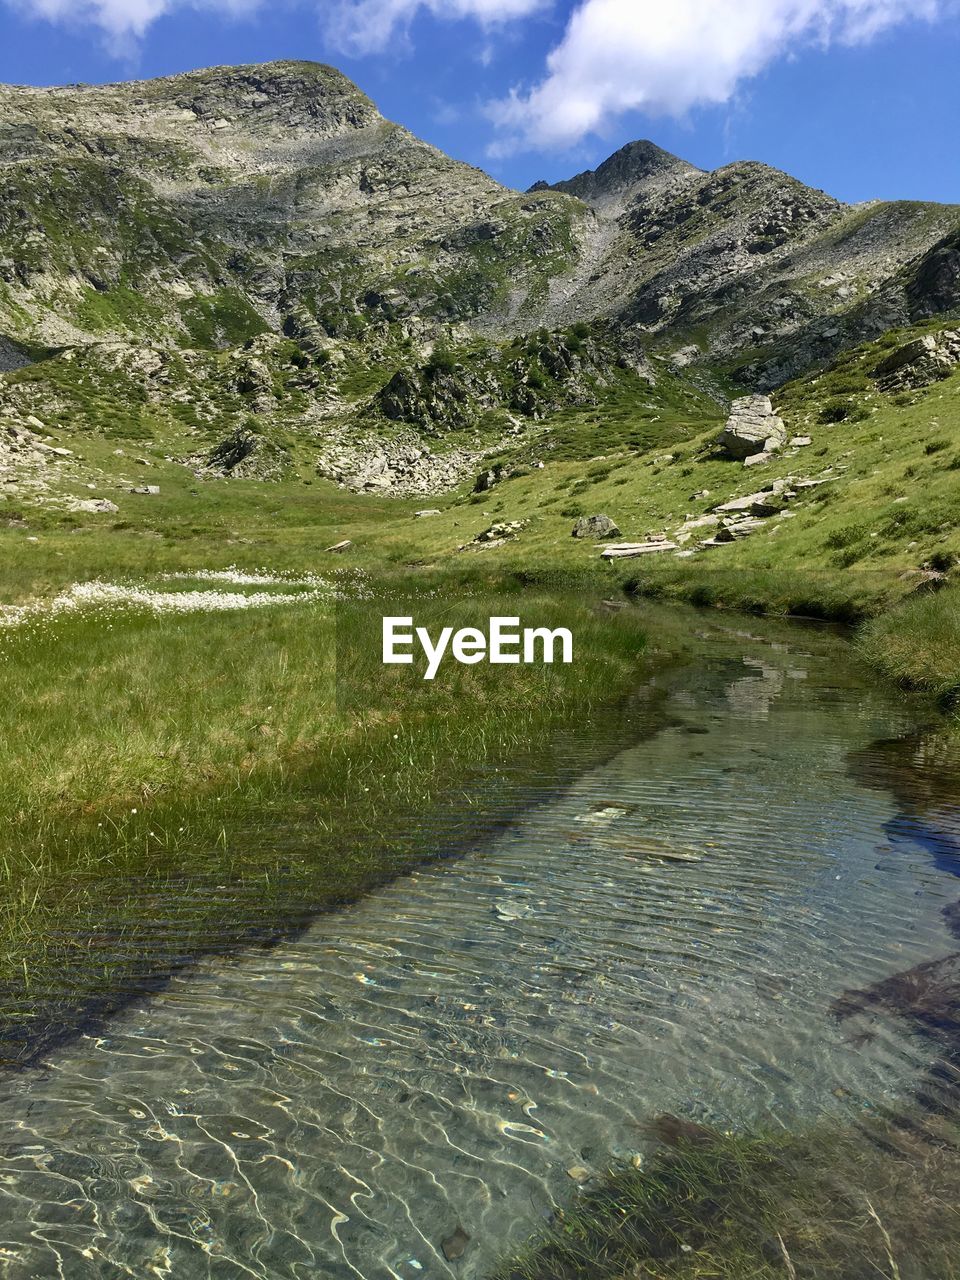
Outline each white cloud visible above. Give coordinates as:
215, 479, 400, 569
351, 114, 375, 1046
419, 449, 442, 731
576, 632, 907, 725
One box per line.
323, 0, 549, 57
488, 0, 949, 152
10, 0, 260, 45
7, 0, 548, 55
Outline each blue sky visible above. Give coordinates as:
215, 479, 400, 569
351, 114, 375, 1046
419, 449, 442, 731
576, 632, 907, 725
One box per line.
1, 0, 958, 203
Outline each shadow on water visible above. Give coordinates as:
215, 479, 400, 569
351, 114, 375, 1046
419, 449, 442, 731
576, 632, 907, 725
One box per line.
836, 727, 960, 1108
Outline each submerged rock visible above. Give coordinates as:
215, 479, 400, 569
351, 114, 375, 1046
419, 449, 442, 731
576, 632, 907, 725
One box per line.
441, 1225, 471, 1262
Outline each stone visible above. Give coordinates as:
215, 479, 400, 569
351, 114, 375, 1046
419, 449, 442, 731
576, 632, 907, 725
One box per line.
719, 395, 787, 460
714, 487, 790, 517
572, 513, 620, 540
130, 485, 160, 495
872, 329, 960, 391
440, 1226, 471, 1262
325, 539, 353, 553
566, 1166, 591, 1182
713, 517, 765, 542
414, 509, 441, 518
73, 498, 118, 514
601, 539, 679, 559
790, 436, 812, 447
675, 514, 719, 543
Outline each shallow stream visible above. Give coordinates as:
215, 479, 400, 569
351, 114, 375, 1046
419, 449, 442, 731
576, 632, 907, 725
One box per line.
1, 610, 958, 1279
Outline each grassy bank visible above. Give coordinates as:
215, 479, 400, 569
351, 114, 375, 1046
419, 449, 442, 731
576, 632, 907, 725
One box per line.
859, 586, 960, 708
0, 570, 686, 1067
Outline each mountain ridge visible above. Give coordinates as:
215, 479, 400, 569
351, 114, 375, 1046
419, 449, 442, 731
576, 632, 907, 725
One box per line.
0, 59, 958, 501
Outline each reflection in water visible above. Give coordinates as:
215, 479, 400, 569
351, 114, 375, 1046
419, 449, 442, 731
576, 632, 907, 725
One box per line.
0, 616, 958, 1280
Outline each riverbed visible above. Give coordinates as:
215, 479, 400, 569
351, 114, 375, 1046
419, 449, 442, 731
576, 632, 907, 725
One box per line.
0, 609, 957, 1280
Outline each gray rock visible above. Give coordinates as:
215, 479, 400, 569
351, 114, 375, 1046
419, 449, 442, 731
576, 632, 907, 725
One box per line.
713, 517, 766, 542
719, 395, 787, 460
601, 538, 678, 559
572, 513, 620, 540
74, 498, 119, 514
872, 329, 960, 391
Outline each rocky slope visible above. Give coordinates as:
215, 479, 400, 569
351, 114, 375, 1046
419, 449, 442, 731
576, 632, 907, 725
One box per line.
537, 141, 960, 387
0, 61, 584, 346
0, 60, 958, 498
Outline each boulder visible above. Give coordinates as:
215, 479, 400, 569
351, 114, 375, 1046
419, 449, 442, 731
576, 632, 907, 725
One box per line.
572, 513, 620, 540
73, 498, 119, 514
719, 395, 787, 460
601, 538, 678, 559
872, 329, 960, 391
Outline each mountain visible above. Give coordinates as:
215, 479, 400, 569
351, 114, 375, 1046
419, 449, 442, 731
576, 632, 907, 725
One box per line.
537, 142, 960, 387
0, 61, 585, 345
0, 60, 958, 496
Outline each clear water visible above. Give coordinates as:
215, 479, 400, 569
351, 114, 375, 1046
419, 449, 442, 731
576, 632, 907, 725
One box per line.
1, 613, 957, 1280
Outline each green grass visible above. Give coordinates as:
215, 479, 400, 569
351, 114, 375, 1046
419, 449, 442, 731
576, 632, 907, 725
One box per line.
859, 585, 960, 708
0, 571, 679, 1066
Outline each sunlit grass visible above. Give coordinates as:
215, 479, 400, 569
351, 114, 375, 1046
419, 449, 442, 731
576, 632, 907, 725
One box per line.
0, 569, 675, 1065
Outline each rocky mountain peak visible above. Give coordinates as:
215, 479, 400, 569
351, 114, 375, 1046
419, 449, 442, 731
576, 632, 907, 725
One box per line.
0, 60, 382, 146
544, 139, 699, 209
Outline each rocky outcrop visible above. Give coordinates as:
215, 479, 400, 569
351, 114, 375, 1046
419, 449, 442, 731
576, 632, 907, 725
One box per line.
718, 396, 787, 460
201, 428, 290, 479
572, 514, 620, 539
461, 519, 528, 550
0, 336, 30, 373
872, 329, 960, 391
473, 462, 532, 493
906, 228, 960, 319
317, 430, 485, 496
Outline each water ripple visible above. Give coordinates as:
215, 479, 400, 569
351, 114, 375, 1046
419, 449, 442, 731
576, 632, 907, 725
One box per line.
0, 621, 957, 1279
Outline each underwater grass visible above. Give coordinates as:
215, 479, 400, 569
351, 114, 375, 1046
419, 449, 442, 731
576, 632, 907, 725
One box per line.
499, 1115, 960, 1280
